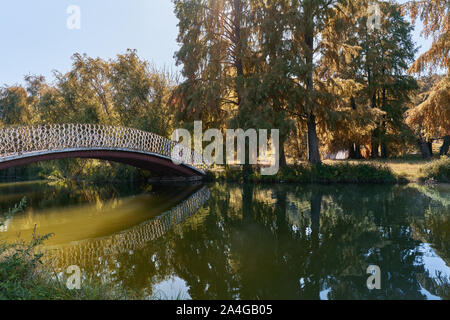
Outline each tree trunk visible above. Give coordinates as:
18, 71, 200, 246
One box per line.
418, 130, 432, 159
307, 191, 323, 299
371, 140, 379, 158
381, 143, 389, 159
418, 139, 431, 159
380, 86, 388, 159
348, 143, 363, 159
279, 138, 287, 168
304, 21, 321, 165
232, 0, 252, 177
276, 188, 287, 238
242, 183, 254, 223
427, 140, 433, 157
233, 0, 245, 126
440, 135, 450, 155
310, 192, 322, 241
307, 114, 321, 164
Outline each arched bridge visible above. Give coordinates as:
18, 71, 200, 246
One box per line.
0, 124, 209, 177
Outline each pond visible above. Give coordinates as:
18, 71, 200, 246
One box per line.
0, 180, 449, 300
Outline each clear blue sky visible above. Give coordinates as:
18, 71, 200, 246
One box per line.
0, 0, 180, 86
0, 0, 431, 86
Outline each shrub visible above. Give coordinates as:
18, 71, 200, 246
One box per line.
421, 157, 450, 183
209, 163, 397, 184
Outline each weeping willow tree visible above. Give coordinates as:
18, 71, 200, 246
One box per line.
51, 50, 175, 135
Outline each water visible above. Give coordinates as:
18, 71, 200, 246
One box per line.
0, 180, 449, 300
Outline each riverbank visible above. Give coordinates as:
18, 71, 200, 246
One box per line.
207, 156, 450, 184
0, 156, 448, 186
326, 155, 449, 183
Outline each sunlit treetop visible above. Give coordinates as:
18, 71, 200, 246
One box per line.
402, 0, 449, 73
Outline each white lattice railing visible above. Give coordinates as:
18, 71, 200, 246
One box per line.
0, 124, 209, 174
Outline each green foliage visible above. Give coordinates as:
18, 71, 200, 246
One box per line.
421, 157, 450, 183
0, 199, 54, 300
210, 163, 397, 184
0, 197, 26, 226
34, 159, 148, 183
0, 231, 53, 300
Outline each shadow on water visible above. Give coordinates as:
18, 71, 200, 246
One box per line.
0, 180, 449, 300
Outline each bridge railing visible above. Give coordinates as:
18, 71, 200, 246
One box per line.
0, 124, 209, 173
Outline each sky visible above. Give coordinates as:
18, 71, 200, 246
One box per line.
0, 0, 432, 86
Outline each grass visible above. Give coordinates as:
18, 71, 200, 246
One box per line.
326, 155, 431, 182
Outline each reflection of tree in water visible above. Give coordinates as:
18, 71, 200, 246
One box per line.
0, 180, 148, 213
161, 184, 449, 300
408, 185, 450, 299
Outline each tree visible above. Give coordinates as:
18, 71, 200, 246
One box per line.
276, 0, 353, 164
406, 75, 450, 156
108, 50, 175, 135
402, 0, 449, 74
54, 53, 118, 125
317, 0, 381, 159
322, 0, 417, 158
246, 0, 298, 166
403, 0, 449, 157
172, 0, 256, 129
361, 1, 417, 158
0, 82, 38, 126
53, 51, 174, 135
172, 0, 294, 169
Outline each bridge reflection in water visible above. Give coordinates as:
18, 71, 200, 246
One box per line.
48, 186, 210, 270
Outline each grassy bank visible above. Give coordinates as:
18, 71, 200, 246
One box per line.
208, 162, 399, 184
208, 157, 450, 184
326, 157, 428, 182
325, 155, 445, 182
1, 156, 447, 186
